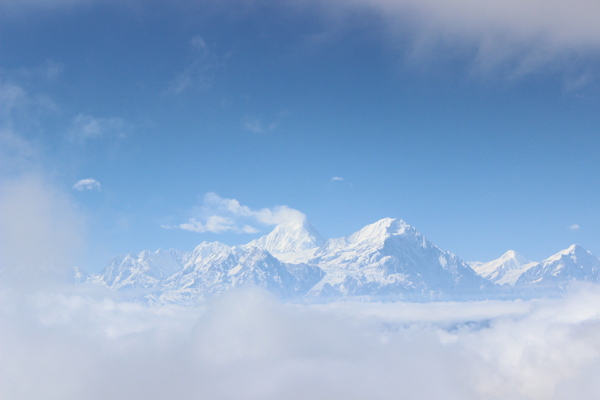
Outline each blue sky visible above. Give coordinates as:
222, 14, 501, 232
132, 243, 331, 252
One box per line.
1, 0, 600, 271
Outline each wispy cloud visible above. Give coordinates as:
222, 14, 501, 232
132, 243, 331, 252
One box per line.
0, 79, 57, 175
178, 215, 258, 234
68, 113, 125, 142
331, 176, 344, 181
0, 80, 58, 127
169, 192, 306, 234
166, 35, 222, 95
0, 129, 40, 174
9, 59, 65, 82
317, 0, 600, 79
242, 116, 280, 134
72, 178, 101, 191
568, 224, 580, 232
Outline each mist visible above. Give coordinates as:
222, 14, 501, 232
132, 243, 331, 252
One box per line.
2, 283, 600, 400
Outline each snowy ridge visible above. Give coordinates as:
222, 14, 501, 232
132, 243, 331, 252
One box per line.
88, 248, 187, 290
515, 244, 600, 289
302, 218, 492, 300
86, 219, 600, 304
158, 245, 322, 305
470, 250, 537, 286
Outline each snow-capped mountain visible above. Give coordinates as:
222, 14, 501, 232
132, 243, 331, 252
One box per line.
86, 218, 600, 304
300, 218, 493, 300
89, 218, 493, 303
88, 248, 187, 290
158, 245, 323, 305
469, 250, 537, 286
515, 245, 600, 290
245, 218, 324, 262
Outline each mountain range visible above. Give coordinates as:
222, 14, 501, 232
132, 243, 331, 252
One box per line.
84, 218, 600, 304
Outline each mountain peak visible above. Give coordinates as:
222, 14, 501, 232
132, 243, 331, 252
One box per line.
547, 244, 588, 262
498, 250, 530, 264
470, 249, 534, 286
247, 219, 325, 254
515, 244, 600, 287
349, 218, 410, 242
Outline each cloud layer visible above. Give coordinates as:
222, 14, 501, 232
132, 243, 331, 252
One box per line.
68, 113, 126, 142
2, 284, 600, 399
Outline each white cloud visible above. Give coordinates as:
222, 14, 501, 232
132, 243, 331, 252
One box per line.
316, 0, 600, 78
68, 113, 125, 142
179, 215, 258, 234
172, 192, 306, 234
0, 80, 58, 129
568, 224, 581, 232
72, 178, 101, 191
3, 284, 600, 399
331, 176, 344, 181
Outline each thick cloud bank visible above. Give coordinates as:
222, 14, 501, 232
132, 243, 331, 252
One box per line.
2, 284, 600, 400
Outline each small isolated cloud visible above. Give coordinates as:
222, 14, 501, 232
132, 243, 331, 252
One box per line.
68, 113, 125, 142
170, 192, 305, 234
331, 176, 344, 181
72, 178, 101, 192
568, 224, 580, 232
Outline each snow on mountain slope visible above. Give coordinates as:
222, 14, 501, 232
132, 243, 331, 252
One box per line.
89, 248, 187, 290
469, 250, 537, 286
159, 246, 323, 305
87, 219, 600, 304
88, 218, 495, 303
304, 218, 493, 301
515, 245, 600, 289
245, 218, 324, 262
